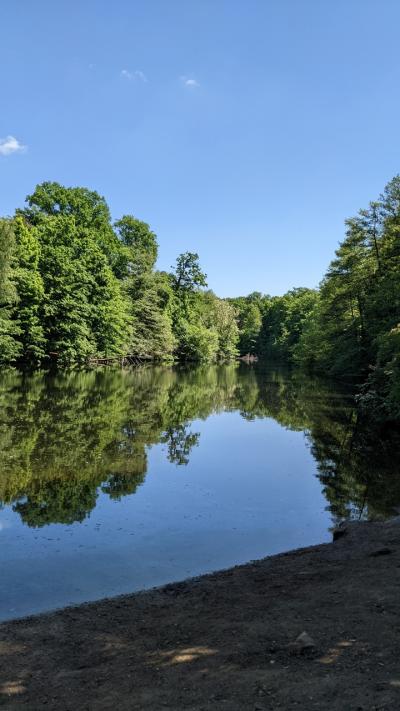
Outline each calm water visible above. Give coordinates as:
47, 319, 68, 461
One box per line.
1, 364, 399, 621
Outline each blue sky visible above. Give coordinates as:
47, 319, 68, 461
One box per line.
1, 0, 400, 297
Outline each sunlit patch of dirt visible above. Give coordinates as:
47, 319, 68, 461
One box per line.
318, 639, 353, 664
0, 641, 26, 655
95, 634, 130, 653
1, 680, 26, 696
149, 645, 217, 666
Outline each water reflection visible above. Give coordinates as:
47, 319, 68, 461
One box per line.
0, 364, 399, 527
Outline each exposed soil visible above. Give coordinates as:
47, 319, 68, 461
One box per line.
1, 520, 400, 710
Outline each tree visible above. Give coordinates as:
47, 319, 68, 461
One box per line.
0, 220, 21, 363
258, 288, 318, 362
20, 181, 119, 263
22, 181, 111, 225
127, 272, 175, 357
170, 252, 216, 362
115, 215, 158, 276
171, 252, 207, 293
114, 216, 176, 358
12, 216, 46, 363
239, 302, 263, 354
294, 175, 400, 421
14, 185, 131, 364
0, 182, 242, 366
211, 296, 239, 359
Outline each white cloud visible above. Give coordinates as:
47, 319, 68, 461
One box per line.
0, 135, 26, 156
120, 69, 148, 82
181, 76, 199, 88
121, 69, 133, 79
134, 70, 147, 82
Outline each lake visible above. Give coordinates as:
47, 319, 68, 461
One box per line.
0, 364, 399, 621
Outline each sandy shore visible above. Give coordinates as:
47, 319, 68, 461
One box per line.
1, 519, 399, 710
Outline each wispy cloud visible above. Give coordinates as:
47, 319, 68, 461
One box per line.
0, 135, 26, 156
120, 69, 148, 82
180, 76, 200, 88
121, 69, 133, 80
134, 70, 147, 82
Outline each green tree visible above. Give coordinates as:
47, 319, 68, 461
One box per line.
128, 272, 175, 357
239, 301, 263, 354
210, 296, 239, 359
115, 215, 158, 277
0, 220, 21, 364
227, 292, 270, 355
295, 175, 400, 420
11, 183, 131, 364
12, 216, 46, 363
20, 181, 119, 263
258, 288, 318, 362
171, 252, 207, 293
170, 253, 217, 362
115, 216, 175, 358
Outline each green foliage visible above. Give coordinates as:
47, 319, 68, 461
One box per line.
210, 295, 239, 359
169, 254, 238, 362
21, 181, 118, 261
171, 252, 207, 293
127, 272, 175, 358
0, 220, 21, 363
12, 216, 46, 362
174, 318, 219, 362
228, 292, 269, 355
1, 184, 240, 367
34, 213, 130, 363
115, 215, 158, 276
4, 184, 131, 364
227, 175, 400, 422
2, 175, 399, 428
295, 175, 400, 420
258, 288, 319, 362
239, 302, 263, 354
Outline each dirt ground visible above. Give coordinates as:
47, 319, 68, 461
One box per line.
1, 519, 400, 710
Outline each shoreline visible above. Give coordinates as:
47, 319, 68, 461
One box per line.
1, 519, 399, 709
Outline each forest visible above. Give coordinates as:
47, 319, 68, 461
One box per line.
0, 176, 399, 421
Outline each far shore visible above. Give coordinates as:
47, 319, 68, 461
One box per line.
1, 519, 399, 710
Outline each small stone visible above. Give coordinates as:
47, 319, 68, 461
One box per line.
296, 631, 315, 648
288, 631, 316, 654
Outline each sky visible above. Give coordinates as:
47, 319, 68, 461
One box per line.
1, 0, 400, 297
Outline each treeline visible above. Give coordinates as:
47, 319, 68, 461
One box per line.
228, 287, 319, 360
0, 182, 238, 366
297, 176, 400, 421
229, 176, 400, 421
1, 177, 399, 420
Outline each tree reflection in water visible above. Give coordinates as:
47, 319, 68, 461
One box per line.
0, 364, 399, 527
